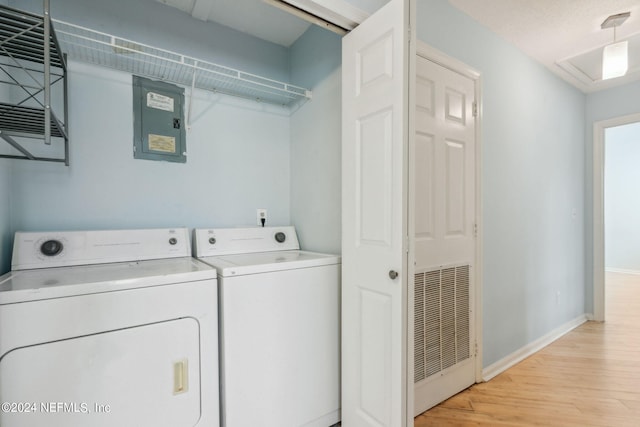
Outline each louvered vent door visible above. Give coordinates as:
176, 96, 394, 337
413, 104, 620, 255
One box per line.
412, 54, 476, 415
414, 266, 470, 383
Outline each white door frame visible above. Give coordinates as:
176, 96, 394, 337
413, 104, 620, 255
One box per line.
592, 112, 640, 321
414, 41, 484, 382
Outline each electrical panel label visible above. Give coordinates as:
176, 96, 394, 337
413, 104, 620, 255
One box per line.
146, 92, 174, 112
148, 134, 176, 153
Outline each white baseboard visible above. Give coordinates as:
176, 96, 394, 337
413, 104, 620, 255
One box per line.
605, 268, 640, 276
481, 314, 589, 382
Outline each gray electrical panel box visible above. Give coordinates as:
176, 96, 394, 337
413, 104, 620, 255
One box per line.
132, 76, 186, 163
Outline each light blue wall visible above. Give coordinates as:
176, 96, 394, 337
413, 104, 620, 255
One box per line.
10, 61, 290, 233
13, 0, 290, 82
418, 0, 586, 367
4, 0, 295, 256
584, 80, 640, 312
604, 122, 640, 272
585, 82, 640, 123
289, 26, 342, 254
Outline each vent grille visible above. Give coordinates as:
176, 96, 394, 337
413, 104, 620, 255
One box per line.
414, 265, 471, 383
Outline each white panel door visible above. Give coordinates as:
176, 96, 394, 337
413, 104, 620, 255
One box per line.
342, 0, 412, 426
412, 55, 476, 414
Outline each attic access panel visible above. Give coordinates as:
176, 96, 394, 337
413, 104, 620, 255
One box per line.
133, 76, 186, 163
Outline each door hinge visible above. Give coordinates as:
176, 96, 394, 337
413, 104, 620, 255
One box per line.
474, 341, 479, 357
472, 101, 478, 118
473, 223, 478, 238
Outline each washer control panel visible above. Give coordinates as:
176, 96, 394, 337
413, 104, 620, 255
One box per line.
11, 228, 191, 271
193, 226, 299, 257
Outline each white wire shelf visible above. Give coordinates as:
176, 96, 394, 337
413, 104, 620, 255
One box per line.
52, 20, 312, 107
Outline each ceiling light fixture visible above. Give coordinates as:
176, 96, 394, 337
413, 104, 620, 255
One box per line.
601, 12, 631, 80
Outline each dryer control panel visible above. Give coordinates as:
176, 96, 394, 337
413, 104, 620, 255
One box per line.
12, 228, 191, 270
193, 226, 300, 257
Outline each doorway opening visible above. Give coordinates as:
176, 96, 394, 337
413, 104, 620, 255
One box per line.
592, 113, 640, 321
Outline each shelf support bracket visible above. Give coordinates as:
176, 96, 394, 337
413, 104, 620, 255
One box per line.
187, 61, 197, 129
0, 133, 36, 160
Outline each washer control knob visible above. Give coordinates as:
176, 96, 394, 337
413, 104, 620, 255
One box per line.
209, 237, 216, 245
275, 232, 286, 243
169, 237, 178, 245
41, 240, 63, 257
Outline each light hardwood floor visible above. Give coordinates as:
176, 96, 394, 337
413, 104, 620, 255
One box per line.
415, 272, 640, 426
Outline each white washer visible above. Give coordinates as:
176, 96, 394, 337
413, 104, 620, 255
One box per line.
0, 228, 218, 427
193, 226, 341, 427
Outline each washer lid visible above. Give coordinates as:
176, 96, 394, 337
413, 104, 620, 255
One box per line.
197, 250, 340, 277
0, 257, 217, 304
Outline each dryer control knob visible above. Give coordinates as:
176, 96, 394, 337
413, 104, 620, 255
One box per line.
209, 237, 216, 245
275, 232, 286, 243
169, 237, 178, 245
40, 239, 63, 256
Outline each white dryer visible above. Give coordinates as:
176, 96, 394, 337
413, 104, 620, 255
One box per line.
0, 228, 218, 427
193, 226, 340, 427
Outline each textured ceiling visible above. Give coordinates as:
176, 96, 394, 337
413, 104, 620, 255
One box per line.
448, 0, 640, 92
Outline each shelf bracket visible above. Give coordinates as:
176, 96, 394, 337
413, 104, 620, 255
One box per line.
187, 61, 197, 130
0, 133, 36, 160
